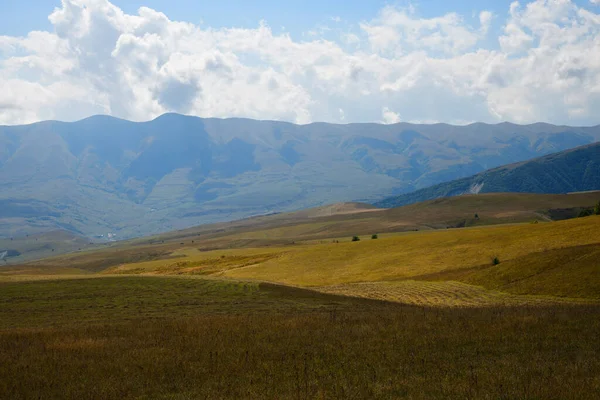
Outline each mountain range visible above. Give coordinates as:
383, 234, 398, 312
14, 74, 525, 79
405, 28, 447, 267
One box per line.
376, 142, 600, 208
1, 113, 599, 238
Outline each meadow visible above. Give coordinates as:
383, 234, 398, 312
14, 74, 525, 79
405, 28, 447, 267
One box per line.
2, 194, 600, 398
82, 215, 600, 306
1, 276, 599, 399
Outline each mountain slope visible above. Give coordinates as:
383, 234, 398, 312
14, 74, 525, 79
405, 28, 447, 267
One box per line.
375, 142, 600, 208
1, 114, 599, 238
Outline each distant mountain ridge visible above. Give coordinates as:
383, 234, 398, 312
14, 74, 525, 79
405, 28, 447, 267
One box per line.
375, 142, 600, 208
1, 113, 599, 238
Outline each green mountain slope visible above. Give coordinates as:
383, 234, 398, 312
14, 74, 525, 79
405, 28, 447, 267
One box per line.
376, 142, 600, 208
1, 114, 599, 238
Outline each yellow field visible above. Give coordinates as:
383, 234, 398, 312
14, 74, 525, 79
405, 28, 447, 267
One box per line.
5, 193, 600, 306
315, 281, 591, 307
76, 215, 600, 306
222, 216, 600, 286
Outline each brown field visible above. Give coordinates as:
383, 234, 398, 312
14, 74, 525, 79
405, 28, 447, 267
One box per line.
1, 277, 599, 399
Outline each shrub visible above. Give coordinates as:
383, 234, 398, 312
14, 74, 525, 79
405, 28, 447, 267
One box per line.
371, 234, 378, 240
595, 201, 600, 215
352, 236, 360, 242
492, 257, 500, 266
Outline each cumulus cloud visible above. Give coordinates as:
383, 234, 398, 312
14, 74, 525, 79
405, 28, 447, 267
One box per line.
0, 0, 599, 126
360, 5, 487, 56
381, 107, 401, 124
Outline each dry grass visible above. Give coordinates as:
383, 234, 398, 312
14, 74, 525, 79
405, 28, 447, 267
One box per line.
427, 243, 600, 299
13, 192, 599, 276
102, 246, 288, 276
51, 216, 600, 306
1, 276, 600, 399
222, 216, 600, 288
314, 281, 590, 307
3, 196, 600, 398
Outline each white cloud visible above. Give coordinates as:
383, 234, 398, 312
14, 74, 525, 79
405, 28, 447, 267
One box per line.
479, 11, 493, 35
0, 0, 599, 126
360, 6, 487, 56
381, 107, 401, 124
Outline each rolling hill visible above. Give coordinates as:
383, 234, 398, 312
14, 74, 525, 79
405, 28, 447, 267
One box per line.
376, 141, 600, 208
1, 114, 599, 238
6, 196, 600, 305
6, 191, 599, 269
3, 188, 600, 400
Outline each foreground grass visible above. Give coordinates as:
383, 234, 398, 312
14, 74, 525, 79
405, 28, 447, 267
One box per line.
0, 276, 366, 329
1, 276, 599, 399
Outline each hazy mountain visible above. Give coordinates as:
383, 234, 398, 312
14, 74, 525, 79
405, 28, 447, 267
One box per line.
375, 142, 600, 208
1, 113, 599, 238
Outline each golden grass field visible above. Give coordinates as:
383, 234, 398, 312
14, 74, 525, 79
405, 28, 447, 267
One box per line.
67, 214, 599, 307
2, 194, 600, 398
2, 277, 599, 399
3, 194, 600, 306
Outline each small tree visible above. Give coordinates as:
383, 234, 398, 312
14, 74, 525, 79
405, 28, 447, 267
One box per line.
371, 234, 378, 240
352, 236, 360, 242
492, 257, 500, 266
474, 213, 479, 219
595, 201, 600, 215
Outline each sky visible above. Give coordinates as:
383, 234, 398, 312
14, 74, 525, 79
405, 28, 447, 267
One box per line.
1, 0, 600, 126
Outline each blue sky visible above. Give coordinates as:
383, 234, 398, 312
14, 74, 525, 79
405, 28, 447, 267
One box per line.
3, 0, 598, 37
1, 0, 600, 126
1, 0, 529, 37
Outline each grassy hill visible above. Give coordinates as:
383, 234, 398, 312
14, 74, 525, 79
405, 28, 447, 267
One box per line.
428, 243, 600, 298
376, 141, 600, 208
6, 191, 599, 266
220, 216, 600, 298
2, 193, 600, 399
2, 114, 599, 238
6, 193, 599, 304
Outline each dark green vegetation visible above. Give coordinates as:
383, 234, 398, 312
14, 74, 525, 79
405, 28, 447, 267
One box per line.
377, 141, 600, 208
1, 277, 599, 399
579, 200, 600, 217
2, 114, 599, 238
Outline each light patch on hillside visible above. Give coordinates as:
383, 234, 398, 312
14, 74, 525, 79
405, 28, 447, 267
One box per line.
468, 182, 484, 194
